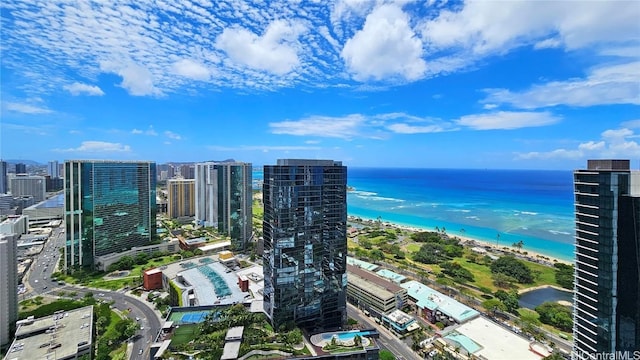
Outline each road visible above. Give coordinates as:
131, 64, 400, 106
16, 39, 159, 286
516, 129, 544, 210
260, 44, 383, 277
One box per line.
22, 225, 162, 359
347, 303, 421, 360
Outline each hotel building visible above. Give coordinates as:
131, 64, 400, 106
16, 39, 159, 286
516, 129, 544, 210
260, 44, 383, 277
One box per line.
573, 159, 640, 356
0, 233, 19, 348
167, 178, 195, 219
64, 160, 156, 270
9, 174, 46, 202
263, 159, 347, 331
194, 162, 252, 251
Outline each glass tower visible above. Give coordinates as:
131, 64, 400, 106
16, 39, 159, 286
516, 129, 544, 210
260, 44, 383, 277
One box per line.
195, 162, 253, 251
263, 159, 347, 331
573, 159, 640, 356
64, 160, 156, 270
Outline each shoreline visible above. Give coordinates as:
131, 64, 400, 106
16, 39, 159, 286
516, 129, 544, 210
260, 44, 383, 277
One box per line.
348, 215, 572, 266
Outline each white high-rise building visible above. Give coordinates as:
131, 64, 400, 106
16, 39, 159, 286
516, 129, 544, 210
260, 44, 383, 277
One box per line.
9, 174, 46, 202
195, 161, 252, 250
47, 160, 60, 178
0, 233, 18, 348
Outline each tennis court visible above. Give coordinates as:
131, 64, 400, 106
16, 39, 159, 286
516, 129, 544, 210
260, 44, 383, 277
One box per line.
169, 310, 215, 324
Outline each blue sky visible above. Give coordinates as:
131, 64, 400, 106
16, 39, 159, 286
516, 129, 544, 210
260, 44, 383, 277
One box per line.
1, 0, 639, 169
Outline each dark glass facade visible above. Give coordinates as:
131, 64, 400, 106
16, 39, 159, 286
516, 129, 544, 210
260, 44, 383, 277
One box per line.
64, 160, 156, 270
263, 159, 347, 331
573, 160, 640, 356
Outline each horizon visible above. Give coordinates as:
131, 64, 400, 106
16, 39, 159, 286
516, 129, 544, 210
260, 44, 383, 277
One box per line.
1, 1, 639, 170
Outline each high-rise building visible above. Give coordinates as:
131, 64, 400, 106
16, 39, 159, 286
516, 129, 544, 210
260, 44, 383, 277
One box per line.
167, 178, 195, 219
262, 159, 347, 331
47, 160, 60, 178
14, 163, 26, 174
9, 174, 46, 202
0, 233, 18, 348
573, 159, 640, 357
195, 161, 252, 250
0, 161, 7, 194
180, 164, 195, 179
64, 160, 156, 270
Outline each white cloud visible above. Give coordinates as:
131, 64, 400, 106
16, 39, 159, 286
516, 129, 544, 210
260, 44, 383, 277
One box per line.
270, 114, 367, 139
100, 61, 160, 96
483, 62, 640, 108
63, 82, 105, 96
55, 141, 132, 153
215, 20, 306, 75
341, 4, 426, 81
386, 123, 448, 134
421, 1, 640, 54
517, 127, 640, 160
131, 126, 158, 136
456, 111, 561, 130
164, 131, 182, 140
534, 38, 562, 50
208, 145, 321, 152
4, 102, 53, 114
621, 119, 640, 129
172, 59, 212, 81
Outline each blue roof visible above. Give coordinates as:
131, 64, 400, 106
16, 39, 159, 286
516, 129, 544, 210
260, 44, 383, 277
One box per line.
346, 257, 379, 272
376, 269, 406, 283
401, 280, 480, 323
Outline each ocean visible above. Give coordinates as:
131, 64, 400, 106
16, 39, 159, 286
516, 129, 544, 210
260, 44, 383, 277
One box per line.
253, 167, 576, 261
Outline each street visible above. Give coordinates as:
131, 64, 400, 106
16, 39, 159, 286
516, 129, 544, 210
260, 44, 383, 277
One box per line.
347, 303, 422, 360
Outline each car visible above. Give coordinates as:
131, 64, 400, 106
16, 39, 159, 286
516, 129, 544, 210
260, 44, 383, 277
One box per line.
34, 280, 38, 283
43, 286, 48, 289
135, 317, 140, 321
138, 349, 143, 355
140, 326, 144, 330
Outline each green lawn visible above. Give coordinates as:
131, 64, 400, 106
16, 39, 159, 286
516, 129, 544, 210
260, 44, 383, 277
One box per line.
171, 324, 202, 346
405, 243, 420, 253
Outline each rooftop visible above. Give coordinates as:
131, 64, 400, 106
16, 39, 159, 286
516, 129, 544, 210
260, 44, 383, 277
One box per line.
347, 264, 404, 294
376, 268, 407, 284
401, 280, 480, 323
384, 309, 414, 325
27, 193, 64, 209
346, 257, 379, 272
452, 316, 544, 360
6, 306, 93, 360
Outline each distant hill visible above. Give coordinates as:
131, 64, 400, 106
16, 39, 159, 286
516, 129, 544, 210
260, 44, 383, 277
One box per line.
2, 159, 43, 165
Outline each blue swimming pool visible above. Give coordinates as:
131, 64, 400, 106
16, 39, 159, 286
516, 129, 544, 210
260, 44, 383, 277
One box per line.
321, 331, 372, 342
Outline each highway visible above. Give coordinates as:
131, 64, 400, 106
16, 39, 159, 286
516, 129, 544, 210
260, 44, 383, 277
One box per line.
347, 303, 421, 360
22, 225, 162, 359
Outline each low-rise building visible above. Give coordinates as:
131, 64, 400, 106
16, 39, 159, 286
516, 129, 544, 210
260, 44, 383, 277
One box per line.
346, 264, 408, 317
4, 306, 93, 360
95, 238, 180, 271
381, 309, 420, 335
401, 280, 480, 326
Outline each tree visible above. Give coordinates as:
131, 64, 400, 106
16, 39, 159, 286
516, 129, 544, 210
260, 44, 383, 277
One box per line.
491, 256, 534, 284
482, 298, 506, 313
554, 263, 574, 289
492, 272, 517, 288
535, 302, 573, 331
370, 249, 385, 263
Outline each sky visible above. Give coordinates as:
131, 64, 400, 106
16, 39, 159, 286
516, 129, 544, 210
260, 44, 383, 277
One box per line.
1, 0, 639, 170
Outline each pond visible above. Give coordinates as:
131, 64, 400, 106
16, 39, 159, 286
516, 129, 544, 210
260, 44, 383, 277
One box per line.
519, 286, 573, 310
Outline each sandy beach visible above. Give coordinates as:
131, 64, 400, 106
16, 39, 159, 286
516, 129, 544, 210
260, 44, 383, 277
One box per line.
348, 215, 572, 266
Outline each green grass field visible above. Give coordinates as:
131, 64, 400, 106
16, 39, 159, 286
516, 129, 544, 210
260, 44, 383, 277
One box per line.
171, 324, 201, 346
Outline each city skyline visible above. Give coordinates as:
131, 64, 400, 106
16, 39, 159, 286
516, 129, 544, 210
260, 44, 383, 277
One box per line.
1, 1, 639, 170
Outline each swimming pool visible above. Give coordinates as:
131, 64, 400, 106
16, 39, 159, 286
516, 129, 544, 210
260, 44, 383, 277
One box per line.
321, 330, 372, 342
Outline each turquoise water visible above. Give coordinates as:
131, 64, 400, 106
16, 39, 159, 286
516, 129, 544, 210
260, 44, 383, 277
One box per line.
519, 287, 574, 310
321, 331, 372, 342
254, 167, 575, 261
